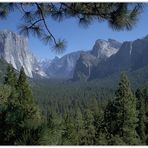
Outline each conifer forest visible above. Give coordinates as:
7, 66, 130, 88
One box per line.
0, 64, 148, 145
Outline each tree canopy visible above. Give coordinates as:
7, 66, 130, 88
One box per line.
1, 64, 148, 145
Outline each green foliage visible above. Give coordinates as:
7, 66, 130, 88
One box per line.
114, 73, 139, 144
141, 87, 148, 144
17, 67, 33, 103
103, 73, 140, 145
104, 100, 117, 140
61, 114, 77, 145
4, 64, 17, 87
0, 66, 43, 145
1, 65, 148, 145
38, 112, 63, 145
136, 88, 146, 144
0, 85, 11, 144
109, 135, 125, 145
79, 109, 95, 145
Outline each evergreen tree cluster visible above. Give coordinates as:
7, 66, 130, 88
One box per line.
0, 64, 43, 145
0, 65, 148, 145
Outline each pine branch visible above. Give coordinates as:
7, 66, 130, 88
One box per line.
35, 3, 57, 45
27, 19, 43, 29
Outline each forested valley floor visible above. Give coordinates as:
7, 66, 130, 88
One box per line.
0, 64, 148, 145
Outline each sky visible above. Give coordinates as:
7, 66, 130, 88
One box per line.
0, 4, 148, 60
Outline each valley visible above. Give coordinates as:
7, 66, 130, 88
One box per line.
0, 2, 148, 145
0, 30, 148, 145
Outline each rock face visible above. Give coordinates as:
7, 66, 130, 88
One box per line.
89, 35, 148, 80
73, 39, 122, 81
73, 53, 97, 80
91, 39, 121, 58
0, 30, 47, 78
130, 37, 148, 70
89, 41, 132, 80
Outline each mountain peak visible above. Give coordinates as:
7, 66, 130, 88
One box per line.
91, 38, 121, 58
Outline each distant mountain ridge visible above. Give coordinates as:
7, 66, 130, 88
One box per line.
40, 39, 122, 79
0, 29, 148, 81
42, 51, 83, 79
0, 29, 126, 80
73, 34, 148, 81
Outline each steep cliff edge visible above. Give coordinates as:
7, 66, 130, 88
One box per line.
0, 30, 47, 78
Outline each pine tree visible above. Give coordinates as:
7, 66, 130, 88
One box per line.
74, 107, 84, 145
38, 112, 63, 145
2, 64, 19, 144
4, 64, 17, 87
142, 87, 148, 144
104, 73, 140, 145
15, 67, 43, 144
103, 100, 117, 142
17, 67, 33, 103
113, 73, 139, 145
89, 98, 99, 114
0, 85, 11, 144
103, 99, 125, 145
94, 109, 107, 145
136, 88, 146, 144
0, 66, 43, 145
61, 114, 77, 145
80, 109, 95, 145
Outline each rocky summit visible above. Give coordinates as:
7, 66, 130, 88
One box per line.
73, 39, 122, 81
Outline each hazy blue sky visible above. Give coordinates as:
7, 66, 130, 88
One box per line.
0, 4, 148, 60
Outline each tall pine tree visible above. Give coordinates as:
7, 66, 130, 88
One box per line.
115, 73, 139, 144
142, 87, 148, 144
16, 67, 43, 144
4, 64, 17, 87
80, 109, 95, 145
17, 67, 33, 104
104, 73, 140, 145
103, 99, 125, 145
2, 64, 19, 144
0, 85, 12, 144
136, 88, 146, 144
1, 66, 43, 145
